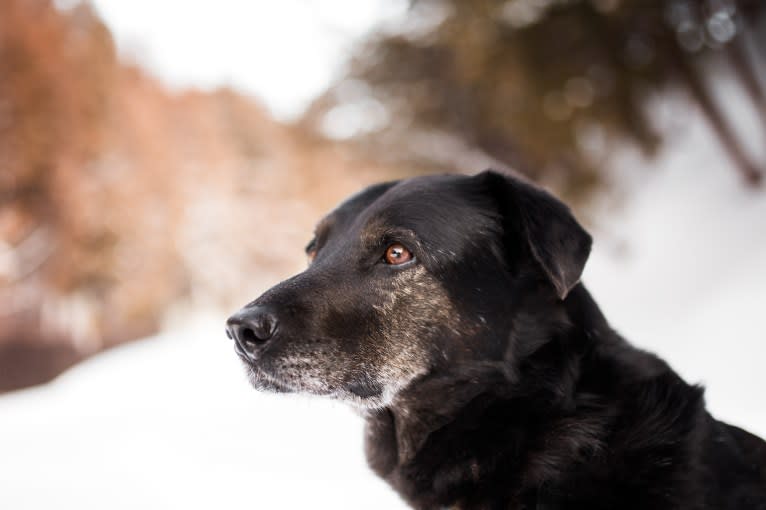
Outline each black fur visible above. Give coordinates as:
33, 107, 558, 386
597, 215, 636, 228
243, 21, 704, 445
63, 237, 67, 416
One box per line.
227, 170, 766, 509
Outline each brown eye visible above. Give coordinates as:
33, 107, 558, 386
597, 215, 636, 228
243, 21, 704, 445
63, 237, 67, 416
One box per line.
384, 243, 413, 265
305, 238, 317, 264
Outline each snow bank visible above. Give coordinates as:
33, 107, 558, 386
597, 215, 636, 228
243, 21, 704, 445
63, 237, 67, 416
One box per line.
0, 317, 406, 509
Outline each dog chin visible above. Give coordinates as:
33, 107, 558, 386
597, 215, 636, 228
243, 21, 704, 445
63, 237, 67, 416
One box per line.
241, 363, 294, 393
335, 391, 390, 411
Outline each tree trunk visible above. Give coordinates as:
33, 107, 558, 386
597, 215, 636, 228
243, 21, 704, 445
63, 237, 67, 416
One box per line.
671, 42, 762, 186
727, 35, 766, 130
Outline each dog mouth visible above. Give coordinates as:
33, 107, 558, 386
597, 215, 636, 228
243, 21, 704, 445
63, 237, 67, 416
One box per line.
236, 351, 335, 397
346, 380, 384, 400
235, 352, 294, 393
247, 367, 294, 393
236, 349, 383, 403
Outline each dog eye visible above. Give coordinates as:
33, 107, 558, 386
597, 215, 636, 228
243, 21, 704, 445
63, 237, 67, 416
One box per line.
384, 243, 413, 265
305, 239, 317, 264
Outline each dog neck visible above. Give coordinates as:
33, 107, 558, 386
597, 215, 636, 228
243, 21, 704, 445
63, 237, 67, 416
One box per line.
365, 284, 609, 466
369, 368, 511, 467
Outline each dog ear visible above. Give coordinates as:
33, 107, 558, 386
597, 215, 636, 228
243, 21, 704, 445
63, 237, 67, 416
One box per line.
476, 170, 592, 300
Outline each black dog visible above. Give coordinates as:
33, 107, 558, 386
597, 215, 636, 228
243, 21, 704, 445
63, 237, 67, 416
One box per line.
226, 171, 766, 509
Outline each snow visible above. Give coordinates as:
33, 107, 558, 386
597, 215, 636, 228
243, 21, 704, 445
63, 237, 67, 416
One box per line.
0, 318, 407, 509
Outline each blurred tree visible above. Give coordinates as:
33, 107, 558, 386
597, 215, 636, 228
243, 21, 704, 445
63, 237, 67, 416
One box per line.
305, 0, 766, 197
0, 0, 401, 391
0, 0, 118, 388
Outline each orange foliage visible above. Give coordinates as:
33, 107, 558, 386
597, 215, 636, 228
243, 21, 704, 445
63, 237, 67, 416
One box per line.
0, 0, 395, 391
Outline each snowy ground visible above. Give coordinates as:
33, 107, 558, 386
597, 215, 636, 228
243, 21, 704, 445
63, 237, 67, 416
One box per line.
1, 98, 765, 510
0, 317, 406, 509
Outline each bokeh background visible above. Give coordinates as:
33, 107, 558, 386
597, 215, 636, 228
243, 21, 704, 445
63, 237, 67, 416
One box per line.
1, 1, 765, 508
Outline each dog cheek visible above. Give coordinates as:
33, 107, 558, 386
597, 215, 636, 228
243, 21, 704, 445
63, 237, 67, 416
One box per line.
368, 268, 469, 393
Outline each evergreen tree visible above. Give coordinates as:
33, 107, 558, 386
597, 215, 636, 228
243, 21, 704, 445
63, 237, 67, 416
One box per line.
306, 0, 766, 197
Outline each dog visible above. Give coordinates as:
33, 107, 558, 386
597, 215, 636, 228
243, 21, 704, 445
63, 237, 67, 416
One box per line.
226, 170, 766, 509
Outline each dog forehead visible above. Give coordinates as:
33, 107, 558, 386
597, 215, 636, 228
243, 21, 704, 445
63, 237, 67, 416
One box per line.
360, 174, 497, 234
321, 178, 421, 235
376, 174, 466, 202
357, 175, 463, 219
319, 174, 498, 249
314, 180, 399, 239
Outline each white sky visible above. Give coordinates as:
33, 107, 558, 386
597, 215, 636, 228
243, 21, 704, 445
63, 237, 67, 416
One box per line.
81, 0, 406, 120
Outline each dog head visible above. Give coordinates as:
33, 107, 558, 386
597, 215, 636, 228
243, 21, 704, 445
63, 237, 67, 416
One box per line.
226, 170, 591, 408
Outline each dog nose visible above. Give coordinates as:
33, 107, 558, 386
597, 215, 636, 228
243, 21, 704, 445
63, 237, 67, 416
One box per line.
226, 306, 279, 359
